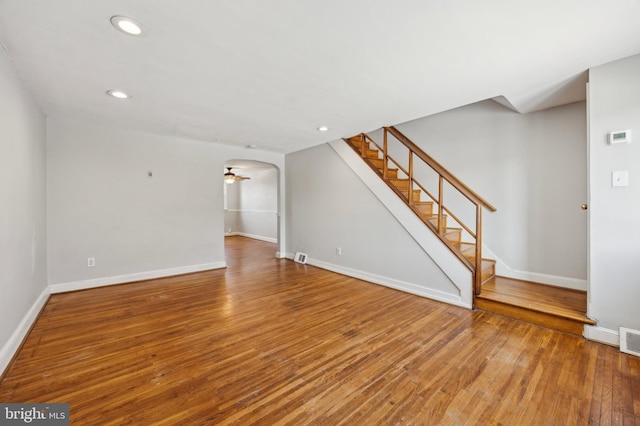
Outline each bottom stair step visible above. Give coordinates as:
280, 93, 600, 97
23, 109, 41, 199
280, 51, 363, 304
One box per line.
476, 276, 595, 336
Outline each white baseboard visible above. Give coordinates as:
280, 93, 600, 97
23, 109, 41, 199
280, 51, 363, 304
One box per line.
49, 262, 227, 294
285, 253, 470, 309
584, 325, 619, 347
225, 232, 277, 244
0, 286, 51, 376
488, 249, 587, 291
504, 269, 587, 291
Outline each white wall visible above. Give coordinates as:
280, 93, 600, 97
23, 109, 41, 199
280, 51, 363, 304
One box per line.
47, 118, 286, 290
233, 168, 278, 242
223, 182, 240, 233
387, 100, 588, 287
0, 47, 47, 371
286, 143, 460, 301
587, 54, 640, 334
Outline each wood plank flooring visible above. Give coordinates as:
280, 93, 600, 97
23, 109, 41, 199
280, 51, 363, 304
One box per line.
1, 236, 638, 425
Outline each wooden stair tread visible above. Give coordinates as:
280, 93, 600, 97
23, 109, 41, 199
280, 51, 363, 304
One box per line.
398, 188, 421, 200
480, 259, 495, 270
460, 243, 491, 267
369, 158, 385, 168
477, 276, 594, 325
364, 149, 379, 158
389, 178, 410, 187
441, 227, 461, 242
383, 168, 399, 179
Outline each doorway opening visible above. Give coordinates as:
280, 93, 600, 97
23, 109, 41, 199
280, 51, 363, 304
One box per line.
223, 159, 280, 255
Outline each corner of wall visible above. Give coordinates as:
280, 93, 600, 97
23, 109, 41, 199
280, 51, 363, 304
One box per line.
0, 287, 51, 376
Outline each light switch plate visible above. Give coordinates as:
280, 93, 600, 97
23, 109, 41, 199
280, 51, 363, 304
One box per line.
612, 170, 629, 187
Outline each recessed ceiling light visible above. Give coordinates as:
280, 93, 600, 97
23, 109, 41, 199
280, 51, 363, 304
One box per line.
106, 89, 131, 99
317, 126, 329, 132
110, 15, 146, 36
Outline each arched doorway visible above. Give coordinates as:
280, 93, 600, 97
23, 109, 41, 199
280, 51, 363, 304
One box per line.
223, 159, 280, 254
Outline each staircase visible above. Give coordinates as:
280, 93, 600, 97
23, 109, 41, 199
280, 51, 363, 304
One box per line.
344, 127, 595, 336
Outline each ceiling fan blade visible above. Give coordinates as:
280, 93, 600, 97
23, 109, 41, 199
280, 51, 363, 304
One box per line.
224, 167, 250, 181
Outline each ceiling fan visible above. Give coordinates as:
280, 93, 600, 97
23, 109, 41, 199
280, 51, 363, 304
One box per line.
224, 167, 251, 184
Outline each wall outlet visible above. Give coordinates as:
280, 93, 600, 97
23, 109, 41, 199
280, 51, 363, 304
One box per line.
336, 247, 342, 255
87, 257, 96, 267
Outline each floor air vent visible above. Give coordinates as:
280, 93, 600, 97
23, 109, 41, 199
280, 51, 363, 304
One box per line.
620, 327, 640, 357
294, 252, 308, 264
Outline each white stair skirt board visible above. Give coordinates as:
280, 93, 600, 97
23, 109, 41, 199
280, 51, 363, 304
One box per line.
49, 262, 227, 294
329, 140, 473, 308
0, 287, 51, 376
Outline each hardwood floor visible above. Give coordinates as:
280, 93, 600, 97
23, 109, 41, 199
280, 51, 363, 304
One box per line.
1, 236, 638, 425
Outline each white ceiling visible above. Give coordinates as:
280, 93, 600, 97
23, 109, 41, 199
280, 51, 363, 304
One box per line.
1, 1, 639, 153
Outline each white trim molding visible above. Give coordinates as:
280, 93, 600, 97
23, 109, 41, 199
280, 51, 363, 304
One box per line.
49, 262, 226, 294
224, 232, 277, 244
485, 246, 588, 291
284, 252, 470, 309
0, 286, 51, 376
584, 325, 619, 347
224, 209, 278, 214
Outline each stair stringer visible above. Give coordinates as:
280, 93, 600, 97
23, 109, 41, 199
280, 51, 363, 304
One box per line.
329, 140, 473, 308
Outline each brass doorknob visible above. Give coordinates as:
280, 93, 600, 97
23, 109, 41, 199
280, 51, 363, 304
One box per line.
581, 204, 588, 210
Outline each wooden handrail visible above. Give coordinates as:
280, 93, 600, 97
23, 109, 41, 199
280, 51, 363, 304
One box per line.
386, 126, 497, 212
